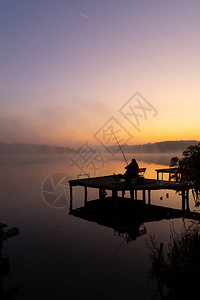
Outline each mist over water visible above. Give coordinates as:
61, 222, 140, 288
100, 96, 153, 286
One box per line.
0, 153, 197, 299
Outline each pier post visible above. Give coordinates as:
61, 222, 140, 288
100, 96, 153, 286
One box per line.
122, 190, 125, 199
143, 190, 146, 203
148, 189, 151, 205
130, 189, 134, 200
70, 184, 73, 212
182, 190, 186, 211
84, 186, 87, 207
186, 189, 190, 211
134, 190, 137, 200
112, 189, 117, 198
99, 188, 102, 200
99, 188, 106, 200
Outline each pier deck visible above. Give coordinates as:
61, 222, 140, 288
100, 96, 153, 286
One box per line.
69, 174, 192, 211
69, 175, 186, 190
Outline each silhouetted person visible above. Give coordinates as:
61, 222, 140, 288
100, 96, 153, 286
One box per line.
124, 159, 139, 182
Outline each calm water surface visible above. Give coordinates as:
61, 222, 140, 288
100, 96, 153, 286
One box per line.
0, 153, 197, 299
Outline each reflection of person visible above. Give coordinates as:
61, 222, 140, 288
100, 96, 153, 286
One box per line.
124, 159, 139, 182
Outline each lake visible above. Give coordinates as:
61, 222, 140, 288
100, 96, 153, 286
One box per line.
0, 153, 198, 299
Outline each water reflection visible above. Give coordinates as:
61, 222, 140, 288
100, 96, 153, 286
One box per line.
0, 153, 199, 299
70, 197, 198, 244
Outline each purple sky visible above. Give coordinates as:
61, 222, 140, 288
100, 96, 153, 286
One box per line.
1, 0, 200, 146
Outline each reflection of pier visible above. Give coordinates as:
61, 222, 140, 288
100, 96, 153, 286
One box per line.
69, 173, 193, 212
70, 198, 147, 242
69, 197, 200, 243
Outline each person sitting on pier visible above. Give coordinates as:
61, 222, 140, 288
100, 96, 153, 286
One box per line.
124, 158, 139, 182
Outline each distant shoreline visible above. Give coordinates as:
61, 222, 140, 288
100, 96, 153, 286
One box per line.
0, 140, 199, 155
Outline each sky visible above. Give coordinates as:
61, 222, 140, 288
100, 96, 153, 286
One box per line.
1, 0, 200, 147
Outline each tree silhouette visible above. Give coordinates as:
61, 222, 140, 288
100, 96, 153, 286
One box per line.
170, 143, 200, 205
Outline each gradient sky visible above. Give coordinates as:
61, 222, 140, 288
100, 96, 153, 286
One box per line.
1, 0, 200, 147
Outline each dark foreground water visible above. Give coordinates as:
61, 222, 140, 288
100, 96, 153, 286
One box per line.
0, 153, 198, 299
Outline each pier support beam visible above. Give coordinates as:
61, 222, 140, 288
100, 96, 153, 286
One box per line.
186, 189, 190, 211
112, 189, 117, 198
99, 188, 106, 200
181, 190, 190, 211
182, 190, 185, 211
134, 190, 137, 200
130, 189, 135, 200
70, 184, 73, 212
143, 190, 146, 203
99, 188, 103, 200
148, 189, 151, 205
84, 186, 87, 207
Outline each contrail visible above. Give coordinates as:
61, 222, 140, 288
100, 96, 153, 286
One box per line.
80, 13, 91, 21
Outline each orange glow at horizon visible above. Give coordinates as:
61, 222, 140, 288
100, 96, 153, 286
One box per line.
1, 2, 200, 146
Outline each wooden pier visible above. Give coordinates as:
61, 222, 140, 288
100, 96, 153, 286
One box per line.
155, 167, 181, 181
69, 173, 192, 212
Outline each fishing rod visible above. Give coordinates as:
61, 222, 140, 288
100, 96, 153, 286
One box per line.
111, 130, 128, 165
